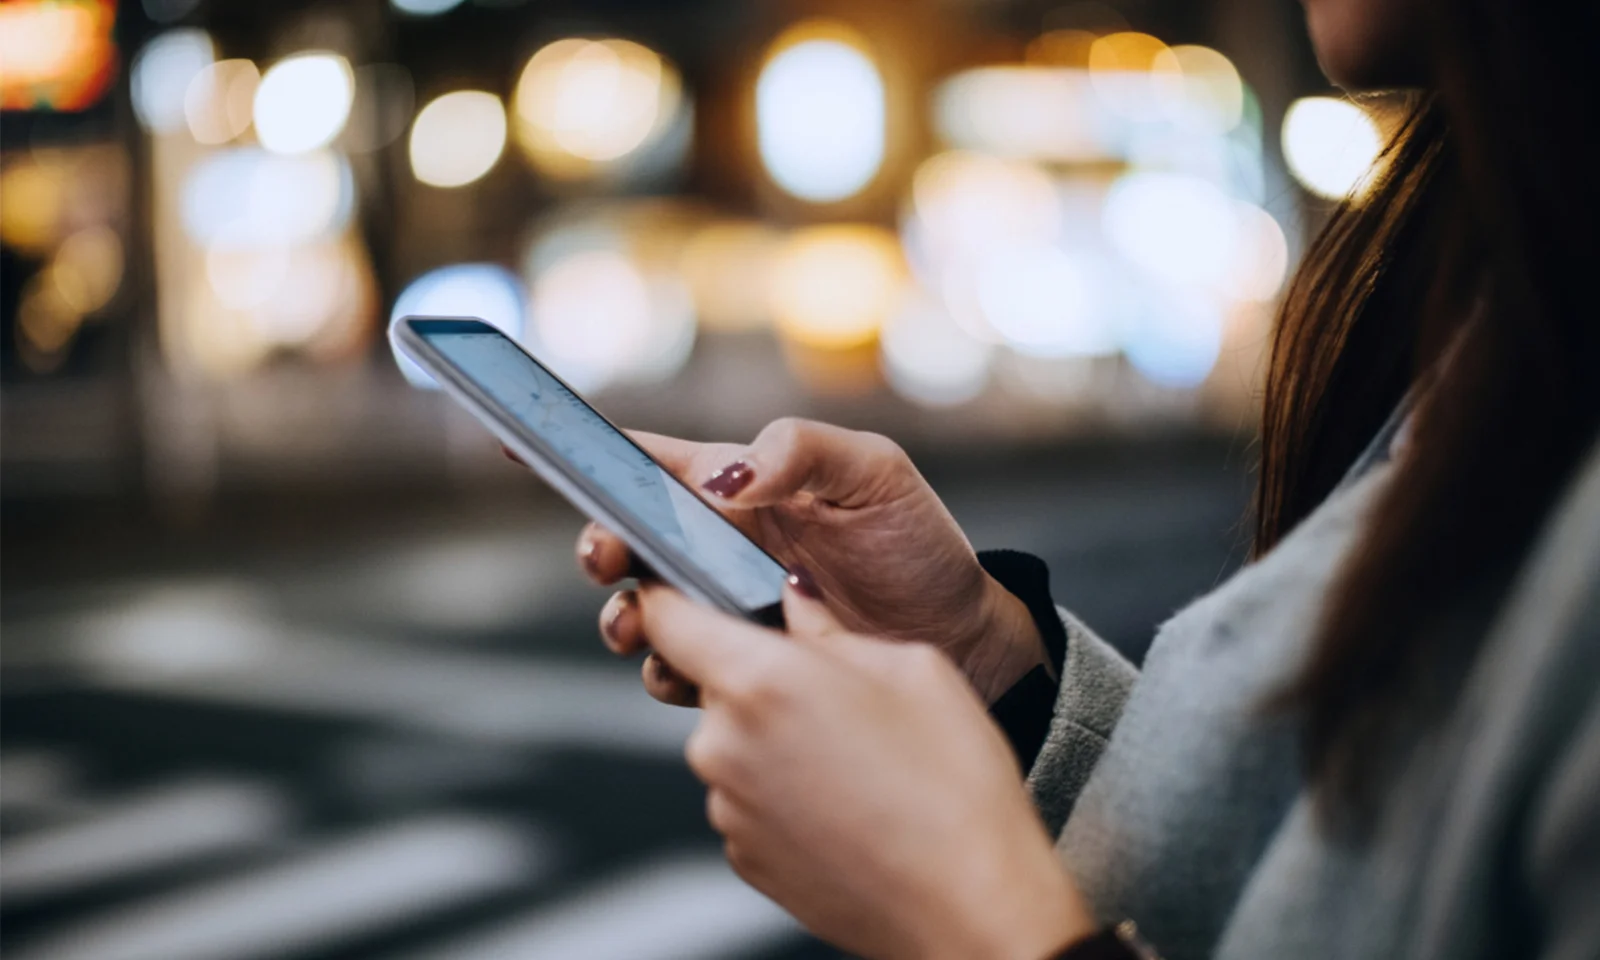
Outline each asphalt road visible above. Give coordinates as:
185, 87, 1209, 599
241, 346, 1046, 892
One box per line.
1, 436, 1250, 960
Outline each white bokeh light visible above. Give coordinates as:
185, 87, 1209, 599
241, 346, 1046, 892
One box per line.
975, 248, 1117, 358
389, 265, 527, 388
1223, 202, 1290, 302
254, 53, 355, 155
132, 29, 215, 134
757, 31, 885, 203
1102, 171, 1239, 290
1281, 96, 1382, 200
409, 91, 507, 188
181, 149, 354, 249
1121, 294, 1224, 388
880, 293, 993, 407
529, 249, 695, 393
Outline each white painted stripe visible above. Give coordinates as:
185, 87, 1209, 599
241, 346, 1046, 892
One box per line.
1, 779, 290, 902
79, 631, 698, 756
398, 852, 802, 960
12, 815, 544, 960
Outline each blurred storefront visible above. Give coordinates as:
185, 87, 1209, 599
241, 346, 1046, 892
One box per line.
1, 0, 1387, 507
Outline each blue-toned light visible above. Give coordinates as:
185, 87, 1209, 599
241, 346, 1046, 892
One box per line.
390, 0, 466, 16
389, 264, 526, 388
1121, 297, 1223, 389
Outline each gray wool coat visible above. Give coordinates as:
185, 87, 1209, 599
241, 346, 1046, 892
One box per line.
1029, 427, 1600, 960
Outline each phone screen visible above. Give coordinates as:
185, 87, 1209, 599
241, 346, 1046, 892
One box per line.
420, 326, 787, 612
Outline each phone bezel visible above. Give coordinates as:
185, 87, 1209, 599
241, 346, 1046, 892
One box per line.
395, 315, 786, 627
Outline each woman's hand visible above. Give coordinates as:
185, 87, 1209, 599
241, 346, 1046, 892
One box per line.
559, 418, 1046, 704
638, 580, 1096, 960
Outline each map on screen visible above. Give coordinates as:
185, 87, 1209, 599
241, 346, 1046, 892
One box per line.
426, 331, 787, 611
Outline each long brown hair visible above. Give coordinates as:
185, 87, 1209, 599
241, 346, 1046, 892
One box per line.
1256, 0, 1600, 820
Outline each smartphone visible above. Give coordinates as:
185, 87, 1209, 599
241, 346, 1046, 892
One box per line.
393, 316, 787, 626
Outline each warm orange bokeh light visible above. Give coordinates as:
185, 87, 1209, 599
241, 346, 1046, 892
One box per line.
0, 0, 118, 112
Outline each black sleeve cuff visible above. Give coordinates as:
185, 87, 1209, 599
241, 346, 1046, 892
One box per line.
978, 550, 1067, 770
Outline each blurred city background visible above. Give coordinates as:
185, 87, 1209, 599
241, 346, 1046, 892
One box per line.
1, 0, 1383, 956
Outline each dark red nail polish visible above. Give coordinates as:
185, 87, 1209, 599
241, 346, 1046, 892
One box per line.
786, 566, 823, 600
703, 461, 754, 498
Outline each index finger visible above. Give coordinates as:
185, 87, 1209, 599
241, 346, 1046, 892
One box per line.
635, 585, 784, 690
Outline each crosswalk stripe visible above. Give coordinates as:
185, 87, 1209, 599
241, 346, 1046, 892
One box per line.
397, 851, 802, 960
11, 815, 545, 960
1, 778, 290, 903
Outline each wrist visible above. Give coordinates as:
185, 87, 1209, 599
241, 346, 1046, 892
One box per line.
918, 845, 1097, 960
959, 574, 1051, 704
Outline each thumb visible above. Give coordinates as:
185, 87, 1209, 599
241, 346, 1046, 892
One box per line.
703, 418, 912, 510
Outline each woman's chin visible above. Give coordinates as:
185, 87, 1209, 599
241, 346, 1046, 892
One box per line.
1305, 0, 1428, 91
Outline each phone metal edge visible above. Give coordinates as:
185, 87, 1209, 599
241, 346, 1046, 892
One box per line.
394, 317, 782, 621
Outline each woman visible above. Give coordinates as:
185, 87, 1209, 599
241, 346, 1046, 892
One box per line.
548, 0, 1600, 954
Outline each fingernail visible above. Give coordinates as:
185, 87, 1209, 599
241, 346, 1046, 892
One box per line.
703, 461, 754, 498
603, 592, 634, 642
786, 566, 822, 600
578, 536, 599, 573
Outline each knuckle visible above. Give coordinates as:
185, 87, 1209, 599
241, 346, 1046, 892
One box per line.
758, 416, 812, 455
856, 429, 903, 459
705, 789, 734, 834
684, 726, 724, 779
722, 659, 786, 709
901, 642, 952, 680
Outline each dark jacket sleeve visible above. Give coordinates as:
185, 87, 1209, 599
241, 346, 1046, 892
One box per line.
979, 550, 1139, 834
980, 550, 1068, 770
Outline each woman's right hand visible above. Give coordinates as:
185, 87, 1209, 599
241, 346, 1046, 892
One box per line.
563, 418, 1047, 706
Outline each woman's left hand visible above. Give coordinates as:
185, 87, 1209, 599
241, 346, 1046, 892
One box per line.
637, 579, 1097, 960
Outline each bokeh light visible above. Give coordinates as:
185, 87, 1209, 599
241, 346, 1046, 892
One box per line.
390, 265, 527, 388
1102, 171, 1239, 289
1025, 29, 1098, 67
183, 59, 260, 145
757, 22, 885, 203
1281, 96, 1382, 199
181, 148, 354, 249
48, 225, 124, 315
1120, 294, 1224, 388
880, 293, 993, 407
908, 152, 1061, 270
0, 0, 118, 112
0, 159, 69, 255
770, 225, 904, 350
248, 239, 374, 352
511, 38, 683, 181
1151, 45, 1243, 132
976, 248, 1116, 358
205, 245, 288, 310
1087, 31, 1171, 121
132, 28, 215, 133
933, 68, 1110, 163
679, 221, 783, 333
253, 52, 355, 155
409, 91, 507, 188
390, 0, 466, 15
528, 248, 696, 393
17, 273, 86, 370
1223, 203, 1290, 302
